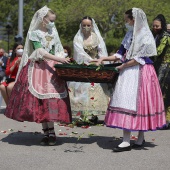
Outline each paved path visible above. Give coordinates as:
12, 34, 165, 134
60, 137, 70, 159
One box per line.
0, 112, 170, 170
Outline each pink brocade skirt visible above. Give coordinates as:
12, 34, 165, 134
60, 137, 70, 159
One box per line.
105, 64, 166, 131
4, 63, 72, 123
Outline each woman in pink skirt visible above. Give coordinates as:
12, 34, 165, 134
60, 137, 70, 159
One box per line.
93, 8, 166, 152
4, 6, 71, 146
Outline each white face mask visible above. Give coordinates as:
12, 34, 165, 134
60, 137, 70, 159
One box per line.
46, 22, 55, 30
16, 49, 23, 56
82, 26, 91, 33
64, 53, 68, 57
125, 23, 134, 31
8, 52, 12, 57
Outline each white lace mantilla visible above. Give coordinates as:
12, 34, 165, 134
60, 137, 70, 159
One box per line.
121, 31, 133, 50
126, 8, 157, 59
29, 28, 56, 53
83, 32, 100, 50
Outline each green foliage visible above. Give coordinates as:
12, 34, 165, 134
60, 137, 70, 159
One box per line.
0, 0, 170, 52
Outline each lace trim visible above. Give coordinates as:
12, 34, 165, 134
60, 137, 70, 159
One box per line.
29, 29, 56, 53
83, 32, 100, 49
114, 53, 122, 59
28, 61, 68, 99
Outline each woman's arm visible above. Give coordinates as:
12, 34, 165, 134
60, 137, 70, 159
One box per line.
116, 59, 139, 71
92, 55, 120, 66
43, 52, 70, 63
30, 41, 70, 63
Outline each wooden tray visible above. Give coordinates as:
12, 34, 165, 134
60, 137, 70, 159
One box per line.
54, 63, 120, 83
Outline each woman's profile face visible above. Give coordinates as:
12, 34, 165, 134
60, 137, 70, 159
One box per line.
124, 14, 134, 26
152, 20, 162, 34
81, 19, 92, 34
43, 12, 56, 25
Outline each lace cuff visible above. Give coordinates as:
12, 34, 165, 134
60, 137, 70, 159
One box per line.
114, 53, 123, 59
134, 57, 145, 65
29, 48, 48, 61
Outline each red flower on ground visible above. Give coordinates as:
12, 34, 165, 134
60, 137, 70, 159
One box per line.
76, 112, 81, 116
90, 97, 94, 100
91, 82, 94, 86
81, 126, 89, 129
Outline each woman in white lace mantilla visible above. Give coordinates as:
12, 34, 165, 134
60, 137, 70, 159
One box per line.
4, 6, 72, 146
68, 16, 111, 116
93, 8, 166, 152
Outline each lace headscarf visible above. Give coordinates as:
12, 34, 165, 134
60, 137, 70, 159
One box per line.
73, 18, 108, 64
16, 5, 64, 80
126, 8, 157, 59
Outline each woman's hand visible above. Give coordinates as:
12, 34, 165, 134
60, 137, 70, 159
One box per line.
116, 64, 125, 72
90, 58, 103, 66
15, 58, 21, 65
58, 57, 70, 64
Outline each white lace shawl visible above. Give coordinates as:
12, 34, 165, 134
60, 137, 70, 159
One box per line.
73, 18, 108, 64
16, 5, 64, 80
126, 8, 157, 60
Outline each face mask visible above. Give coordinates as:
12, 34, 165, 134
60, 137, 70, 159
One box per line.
125, 23, 134, 31
8, 52, 12, 57
46, 22, 55, 30
153, 28, 162, 34
64, 53, 68, 57
16, 49, 23, 56
82, 26, 91, 33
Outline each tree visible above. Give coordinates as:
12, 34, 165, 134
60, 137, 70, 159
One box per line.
0, 0, 170, 52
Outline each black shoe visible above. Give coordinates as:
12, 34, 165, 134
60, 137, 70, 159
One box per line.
113, 145, 131, 152
158, 124, 170, 130
40, 136, 49, 146
48, 135, 56, 146
132, 140, 145, 148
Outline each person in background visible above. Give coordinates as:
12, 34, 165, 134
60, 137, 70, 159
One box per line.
0, 43, 23, 104
0, 48, 8, 82
167, 24, 170, 34
63, 46, 72, 58
8, 49, 13, 58
152, 14, 170, 129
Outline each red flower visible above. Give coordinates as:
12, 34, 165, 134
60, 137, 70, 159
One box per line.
81, 126, 89, 129
91, 82, 94, 86
90, 97, 94, 100
70, 58, 75, 63
76, 112, 81, 116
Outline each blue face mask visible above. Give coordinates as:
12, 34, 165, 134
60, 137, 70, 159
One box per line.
125, 23, 134, 31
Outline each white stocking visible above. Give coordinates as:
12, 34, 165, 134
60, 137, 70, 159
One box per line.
118, 130, 131, 148
135, 131, 144, 145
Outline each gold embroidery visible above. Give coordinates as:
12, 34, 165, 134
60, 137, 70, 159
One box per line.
45, 35, 53, 48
